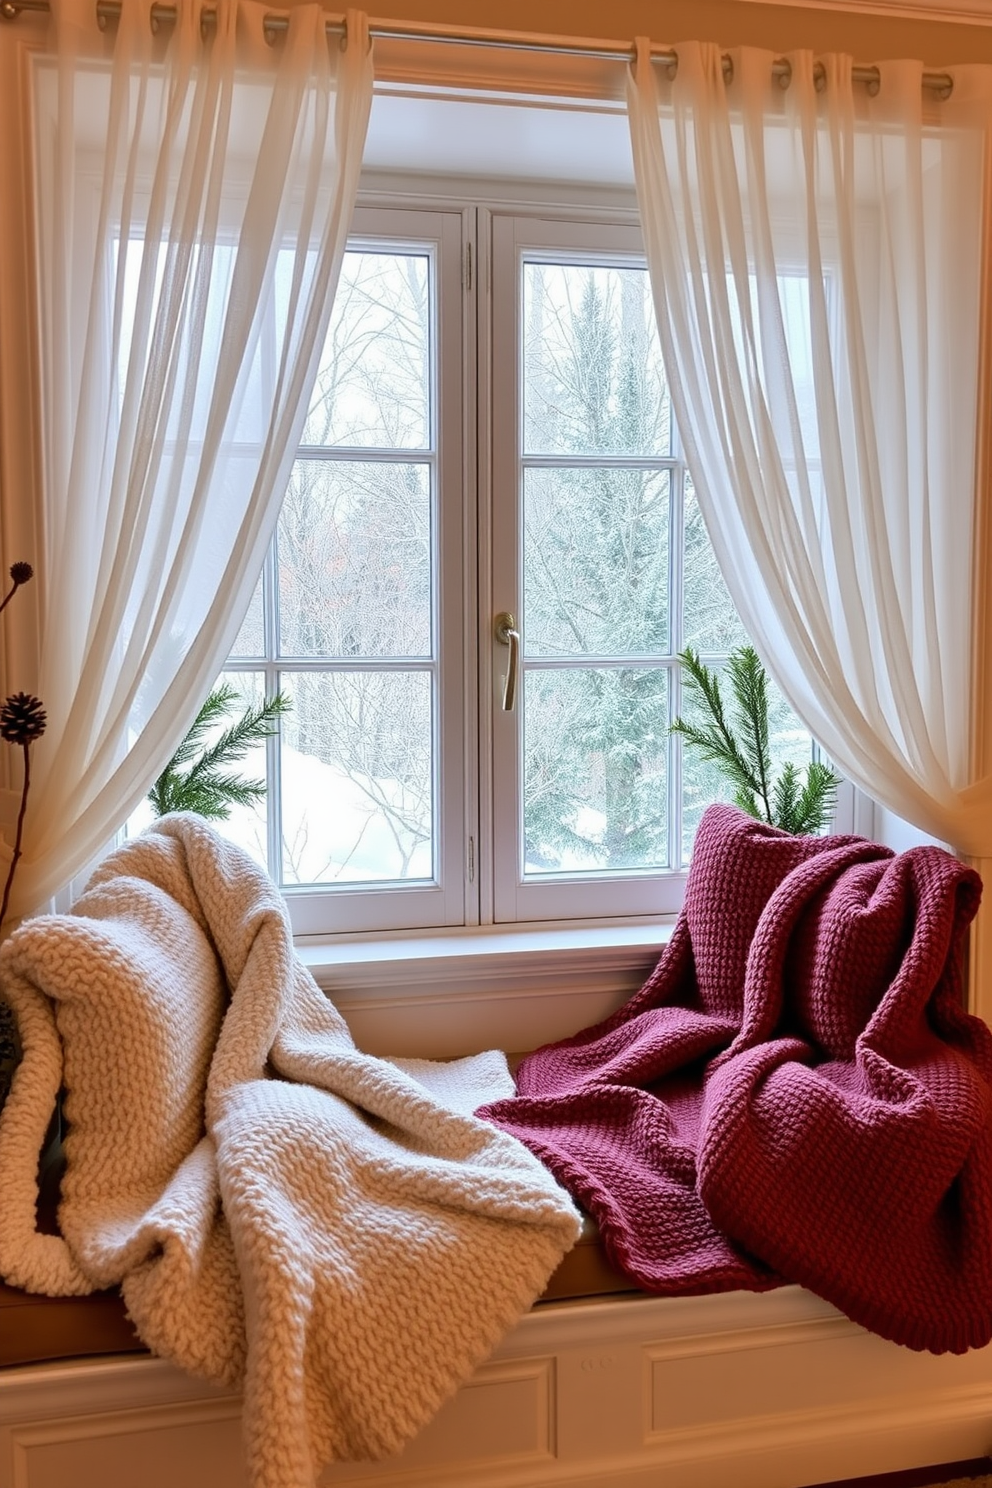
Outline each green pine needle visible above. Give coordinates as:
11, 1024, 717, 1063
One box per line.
726, 646, 773, 821
670, 647, 764, 805
771, 759, 803, 833
671, 645, 840, 836
163, 685, 242, 772
148, 686, 291, 821
791, 759, 840, 835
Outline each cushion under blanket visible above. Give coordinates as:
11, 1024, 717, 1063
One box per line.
478, 804, 992, 1354
0, 815, 580, 1488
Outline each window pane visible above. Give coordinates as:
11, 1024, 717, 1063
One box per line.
681, 744, 737, 868
524, 468, 669, 657
277, 461, 431, 659
303, 251, 430, 448
231, 572, 265, 658
523, 261, 671, 457
524, 667, 669, 875
682, 473, 749, 654
280, 670, 433, 885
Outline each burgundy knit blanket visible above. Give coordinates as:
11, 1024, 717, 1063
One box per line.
478, 804, 992, 1353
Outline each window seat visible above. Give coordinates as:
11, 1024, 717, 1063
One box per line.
1, 1149, 990, 1488
3, 1275, 992, 1488
0, 1214, 639, 1372
0, 1280, 145, 1369
4, 821, 992, 1488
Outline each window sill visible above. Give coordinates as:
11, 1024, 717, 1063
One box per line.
296, 920, 674, 1058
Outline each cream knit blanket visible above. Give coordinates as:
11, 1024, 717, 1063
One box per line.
0, 815, 580, 1487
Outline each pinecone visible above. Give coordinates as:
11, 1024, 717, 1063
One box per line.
0, 693, 46, 745
8, 563, 32, 585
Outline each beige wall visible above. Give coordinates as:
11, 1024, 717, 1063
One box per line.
338, 0, 992, 66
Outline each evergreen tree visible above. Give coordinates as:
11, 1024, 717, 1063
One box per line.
521, 267, 670, 870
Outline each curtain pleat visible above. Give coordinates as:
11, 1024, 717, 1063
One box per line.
7, 0, 373, 919
626, 39, 992, 1017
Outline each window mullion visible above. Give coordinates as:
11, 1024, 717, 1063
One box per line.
263, 534, 284, 884
670, 461, 686, 871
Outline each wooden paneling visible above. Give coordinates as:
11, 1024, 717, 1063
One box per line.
4, 1290, 992, 1488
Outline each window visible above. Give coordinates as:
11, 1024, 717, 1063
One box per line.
210, 203, 822, 936
216, 206, 468, 937
489, 215, 821, 922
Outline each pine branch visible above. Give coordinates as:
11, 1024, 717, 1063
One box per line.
790, 760, 840, 835
671, 643, 841, 837
726, 645, 773, 824
771, 760, 803, 833
149, 770, 269, 820
671, 648, 765, 814
670, 717, 760, 799
733, 785, 761, 819
149, 688, 291, 821
182, 694, 290, 789
164, 683, 242, 772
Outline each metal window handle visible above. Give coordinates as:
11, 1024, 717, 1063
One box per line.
494, 611, 520, 712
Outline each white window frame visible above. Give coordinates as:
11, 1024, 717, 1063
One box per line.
227, 189, 867, 944
228, 204, 474, 937
488, 211, 705, 923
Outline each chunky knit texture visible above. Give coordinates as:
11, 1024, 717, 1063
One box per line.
0, 815, 580, 1488
479, 804, 992, 1354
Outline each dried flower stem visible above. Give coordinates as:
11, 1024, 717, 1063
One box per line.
0, 563, 33, 621
0, 565, 40, 935
0, 583, 22, 620
0, 742, 30, 931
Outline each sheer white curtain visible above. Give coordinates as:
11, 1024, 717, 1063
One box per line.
6, 0, 372, 919
626, 40, 992, 1013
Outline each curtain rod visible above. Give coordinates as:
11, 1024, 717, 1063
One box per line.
0, 0, 956, 97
